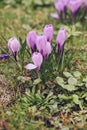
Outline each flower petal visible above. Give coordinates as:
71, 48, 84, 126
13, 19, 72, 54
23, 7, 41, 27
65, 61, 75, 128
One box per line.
32, 52, 43, 69
50, 13, 59, 19
0, 54, 10, 59
25, 63, 37, 70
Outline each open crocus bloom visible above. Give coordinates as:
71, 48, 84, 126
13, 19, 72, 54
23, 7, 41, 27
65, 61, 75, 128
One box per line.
0, 54, 10, 59
68, 0, 82, 16
43, 24, 54, 42
25, 52, 43, 71
56, 28, 67, 59
36, 35, 52, 59
26, 31, 37, 52
8, 37, 20, 61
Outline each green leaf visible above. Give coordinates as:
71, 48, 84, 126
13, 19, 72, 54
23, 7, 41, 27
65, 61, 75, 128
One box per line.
56, 76, 65, 86
82, 93, 87, 98
85, 83, 87, 88
17, 76, 25, 83
63, 72, 73, 78
68, 77, 77, 85
58, 94, 72, 100
33, 78, 41, 85
83, 77, 87, 83
85, 97, 87, 101
72, 94, 79, 104
62, 84, 77, 91
72, 94, 83, 109
73, 71, 82, 78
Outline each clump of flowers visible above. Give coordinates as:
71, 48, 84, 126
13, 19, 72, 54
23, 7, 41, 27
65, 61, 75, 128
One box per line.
2, 24, 67, 79
25, 24, 67, 77
51, 0, 87, 22
25, 24, 53, 74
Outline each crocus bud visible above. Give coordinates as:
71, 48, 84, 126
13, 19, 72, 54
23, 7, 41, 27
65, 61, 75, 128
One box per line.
25, 52, 43, 71
56, 28, 67, 60
43, 24, 54, 42
54, 0, 64, 13
26, 31, 37, 52
68, 0, 82, 18
36, 35, 52, 59
54, 0, 69, 19
44, 42, 52, 59
8, 37, 20, 61
36, 35, 47, 56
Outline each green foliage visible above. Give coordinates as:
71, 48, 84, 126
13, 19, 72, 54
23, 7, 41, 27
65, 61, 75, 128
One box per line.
56, 71, 87, 110
0, 1, 87, 129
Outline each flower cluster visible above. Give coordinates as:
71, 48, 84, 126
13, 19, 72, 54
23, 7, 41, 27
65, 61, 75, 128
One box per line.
0, 24, 67, 74
51, 0, 87, 21
25, 24, 67, 72
25, 24, 53, 71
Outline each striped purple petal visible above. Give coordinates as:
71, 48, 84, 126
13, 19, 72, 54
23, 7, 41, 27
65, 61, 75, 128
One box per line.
0, 54, 10, 59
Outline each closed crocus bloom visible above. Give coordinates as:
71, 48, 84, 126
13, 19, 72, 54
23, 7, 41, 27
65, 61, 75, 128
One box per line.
56, 28, 67, 59
45, 42, 52, 59
8, 37, 20, 61
54, 0, 64, 13
54, 0, 68, 19
68, 0, 82, 16
25, 52, 43, 71
56, 28, 67, 47
26, 31, 37, 52
43, 24, 54, 42
61, 0, 70, 7
36, 35, 47, 56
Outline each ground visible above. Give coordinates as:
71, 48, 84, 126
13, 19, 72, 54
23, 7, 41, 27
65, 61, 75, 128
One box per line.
0, 0, 87, 130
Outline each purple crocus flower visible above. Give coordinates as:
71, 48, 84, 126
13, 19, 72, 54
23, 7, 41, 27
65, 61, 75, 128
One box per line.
25, 52, 43, 71
26, 31, 37, 52
68, 0, 82, 19
8, 37, 20, 61
45, 41, 52, 59
0, 54, 10, 60
36, 35, 52, 59
56, 28, 67, 60
54, 0, 64, 13
54, 0, 69, 19
61, 0, 70, 7
43, 24, 54, 42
